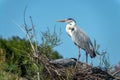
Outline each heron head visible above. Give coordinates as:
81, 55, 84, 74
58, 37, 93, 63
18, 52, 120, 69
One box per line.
56, 18, 76, 26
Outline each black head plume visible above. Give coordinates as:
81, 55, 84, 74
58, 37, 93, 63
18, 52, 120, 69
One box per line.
66, 18, 76, 23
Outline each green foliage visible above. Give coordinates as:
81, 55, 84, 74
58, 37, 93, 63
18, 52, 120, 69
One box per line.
41, 27, 62, 48
0, 27, 63, 79
0, 10, 63, 79
39, 43, 63, 59
36, 27, 62, 59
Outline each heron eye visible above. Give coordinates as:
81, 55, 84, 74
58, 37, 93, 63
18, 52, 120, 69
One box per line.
71, 28, 74, 31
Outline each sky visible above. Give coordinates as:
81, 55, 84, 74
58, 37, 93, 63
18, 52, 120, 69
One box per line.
0, 0, 120, 66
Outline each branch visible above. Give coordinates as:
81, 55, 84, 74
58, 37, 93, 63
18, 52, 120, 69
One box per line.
112, 69, 120, 76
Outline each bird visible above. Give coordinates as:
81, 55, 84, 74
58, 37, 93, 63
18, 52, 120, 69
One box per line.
56, 18, 96, 63
50, 58, 77, 67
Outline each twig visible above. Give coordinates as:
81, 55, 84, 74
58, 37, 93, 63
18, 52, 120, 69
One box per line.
30, 16, 38, 55
14, 22, 36, 56
112, 69, 120, 76
23, 5, 27, 27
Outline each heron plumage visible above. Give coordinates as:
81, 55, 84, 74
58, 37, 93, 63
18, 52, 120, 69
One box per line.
57, 18, 96, 63
67, 26, 96, 58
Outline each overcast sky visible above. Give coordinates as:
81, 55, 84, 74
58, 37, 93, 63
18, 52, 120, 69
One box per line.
0, 0, 120, 66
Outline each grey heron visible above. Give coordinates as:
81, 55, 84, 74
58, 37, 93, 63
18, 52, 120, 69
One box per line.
50, 58, 77, 67
57, 18, 96, 63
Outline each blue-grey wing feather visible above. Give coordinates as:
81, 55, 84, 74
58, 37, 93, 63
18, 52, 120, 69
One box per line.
71, 26, 96, 58
71, 26, 88, 49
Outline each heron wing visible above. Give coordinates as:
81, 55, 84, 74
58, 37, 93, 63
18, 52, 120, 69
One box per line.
71, 26, 91, 50
71, 26, 96, 57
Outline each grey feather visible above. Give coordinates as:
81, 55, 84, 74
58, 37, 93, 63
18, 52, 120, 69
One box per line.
71, 26, 96, 58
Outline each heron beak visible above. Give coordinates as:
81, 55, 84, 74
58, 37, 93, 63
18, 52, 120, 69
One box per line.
56, 20, 66, 22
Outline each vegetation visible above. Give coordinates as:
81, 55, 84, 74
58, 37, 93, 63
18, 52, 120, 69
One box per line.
0, 13, 120, 79
0, 15, 62, 79
94, 39, 112, 73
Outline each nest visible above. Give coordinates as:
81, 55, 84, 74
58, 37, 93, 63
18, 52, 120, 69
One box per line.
34, 54, 114, 80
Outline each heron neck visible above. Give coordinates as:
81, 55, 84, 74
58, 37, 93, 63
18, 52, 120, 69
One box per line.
66, 25, 75, 37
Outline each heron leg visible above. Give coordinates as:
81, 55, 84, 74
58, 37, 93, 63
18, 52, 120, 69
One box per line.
75, 48, 80, 68
78, 48, 81, 61
86, 52, 88, 64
